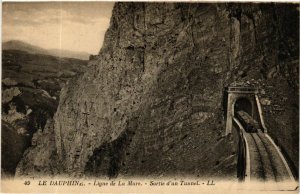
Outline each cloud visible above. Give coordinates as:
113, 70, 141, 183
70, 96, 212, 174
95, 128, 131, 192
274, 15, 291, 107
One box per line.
3, 2, 114, 26
3, 5, 60, 26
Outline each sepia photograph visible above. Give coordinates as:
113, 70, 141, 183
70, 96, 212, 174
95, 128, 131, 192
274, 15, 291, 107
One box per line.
1, 1, 299, 193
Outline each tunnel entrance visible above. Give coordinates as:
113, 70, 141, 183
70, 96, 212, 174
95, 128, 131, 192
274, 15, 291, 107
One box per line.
234, 98, 253, 117
225, 86, 267, 135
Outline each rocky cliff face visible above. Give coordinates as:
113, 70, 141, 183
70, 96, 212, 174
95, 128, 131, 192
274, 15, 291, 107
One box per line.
16, 3, 299, 179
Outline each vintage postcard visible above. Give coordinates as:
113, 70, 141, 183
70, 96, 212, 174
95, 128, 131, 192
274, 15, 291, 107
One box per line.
1, 1, 299, 193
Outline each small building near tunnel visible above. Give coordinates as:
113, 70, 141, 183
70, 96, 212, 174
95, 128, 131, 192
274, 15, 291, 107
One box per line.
224, 85, 267, 135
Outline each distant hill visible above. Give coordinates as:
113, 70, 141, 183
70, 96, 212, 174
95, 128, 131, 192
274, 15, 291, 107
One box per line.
47, 49, 90, 61
3, 40, 90, 60
3, 40, 49, 55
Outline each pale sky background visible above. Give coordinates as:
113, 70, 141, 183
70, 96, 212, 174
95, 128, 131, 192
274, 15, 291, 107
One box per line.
2, 2, 114, 54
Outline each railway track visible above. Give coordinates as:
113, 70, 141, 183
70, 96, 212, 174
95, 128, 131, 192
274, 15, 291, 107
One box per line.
233, 117, 294, 182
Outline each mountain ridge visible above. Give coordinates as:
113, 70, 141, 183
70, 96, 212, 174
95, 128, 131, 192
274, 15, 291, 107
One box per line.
3, 40, 90, 60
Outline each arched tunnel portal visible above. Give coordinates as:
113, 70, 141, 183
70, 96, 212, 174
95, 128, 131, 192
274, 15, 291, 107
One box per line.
225, 86, 266, 135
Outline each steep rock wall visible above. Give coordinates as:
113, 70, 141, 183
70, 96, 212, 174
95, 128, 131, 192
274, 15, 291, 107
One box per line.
17, 3, 299, 179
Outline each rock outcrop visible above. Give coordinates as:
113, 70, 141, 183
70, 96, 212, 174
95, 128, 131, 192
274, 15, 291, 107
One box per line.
16, 3, 299, 179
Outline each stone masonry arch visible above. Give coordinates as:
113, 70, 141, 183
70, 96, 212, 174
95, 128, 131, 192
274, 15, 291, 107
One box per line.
225, 86, 266, 135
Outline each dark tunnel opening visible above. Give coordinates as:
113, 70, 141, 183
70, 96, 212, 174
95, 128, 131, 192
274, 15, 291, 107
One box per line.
234, 98, 252, 117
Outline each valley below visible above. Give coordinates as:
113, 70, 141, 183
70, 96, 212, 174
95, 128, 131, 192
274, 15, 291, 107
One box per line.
1, 49, 88, 177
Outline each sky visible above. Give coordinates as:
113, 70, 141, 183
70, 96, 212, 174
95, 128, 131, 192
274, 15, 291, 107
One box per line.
2, 2, 114, 54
